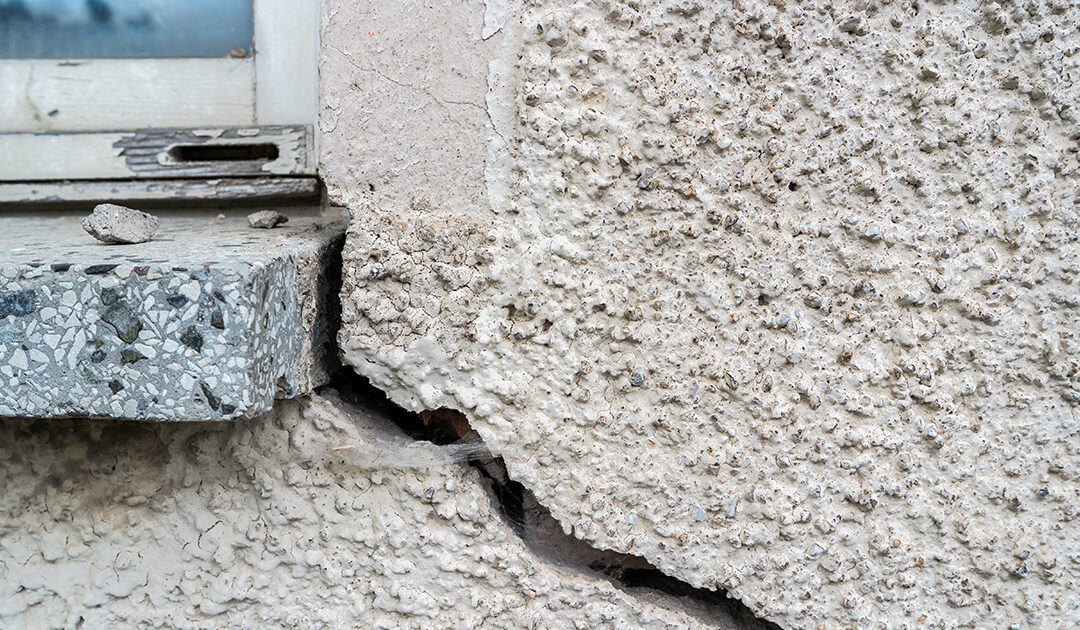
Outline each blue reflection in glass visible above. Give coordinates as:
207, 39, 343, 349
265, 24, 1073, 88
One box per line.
0, 0, 253, 59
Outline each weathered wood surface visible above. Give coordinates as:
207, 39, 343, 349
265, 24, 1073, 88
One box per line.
0, 177, 319, 206
0, 126, 314, 181
255, 0, 319, 126
0, 59, 255, 133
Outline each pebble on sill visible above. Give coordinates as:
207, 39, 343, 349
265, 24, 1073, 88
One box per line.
248, 210, 289, 229
82, 203, 160, 244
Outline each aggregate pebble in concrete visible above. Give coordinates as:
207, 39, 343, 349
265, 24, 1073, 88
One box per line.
82, 203, 159, 244
0, 393, 740, 629
325, 0, 1080, 627
0, 215, 344, 421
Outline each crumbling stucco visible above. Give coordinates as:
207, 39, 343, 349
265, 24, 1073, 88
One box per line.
0, 392, 741, 629
326, 0, 1080, 627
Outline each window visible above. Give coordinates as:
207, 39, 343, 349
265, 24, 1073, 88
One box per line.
1, 1, 255, 59
0, 0, 318, 204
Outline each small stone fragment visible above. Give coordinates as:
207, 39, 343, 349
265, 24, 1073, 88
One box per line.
120, 348, 145, 364
85, 264, 118, 275
0, 323, 21, 343
636, 168, 657, 189
179, 326, 203, 352
101, 302, 142, 343
178, 282, 201, 303
0, 290, 35, 317
199, 381, 220, 410
166, 294, 189, 309
247, 210, 289, 229
10, 349, 28, 370
82, 204, 159, 244
100, 287, 121, 306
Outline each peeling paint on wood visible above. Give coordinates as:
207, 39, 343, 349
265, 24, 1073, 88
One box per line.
112, 126, 313, 177
0, 126, 314, 182
0, 177, 319, 206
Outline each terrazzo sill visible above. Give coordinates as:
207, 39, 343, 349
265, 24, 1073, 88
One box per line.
0, 214, 345, 421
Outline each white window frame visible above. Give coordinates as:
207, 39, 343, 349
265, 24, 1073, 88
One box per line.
0, 0, 318, 193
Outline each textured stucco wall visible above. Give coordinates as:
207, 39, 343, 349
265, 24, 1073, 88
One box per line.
327, 0, 1080, 627
0, 393, 736, 629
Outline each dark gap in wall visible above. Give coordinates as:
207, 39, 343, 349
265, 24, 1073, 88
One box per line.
326, 369, 783, 630
312, 228, 345, 386
328, 371, 462, 445
469, 457, 527, 538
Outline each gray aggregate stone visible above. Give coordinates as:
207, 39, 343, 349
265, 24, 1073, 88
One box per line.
179, 325, 203, 352
101, 302, 142, 343
119, 348, 145, 364
0, 290, 35, 317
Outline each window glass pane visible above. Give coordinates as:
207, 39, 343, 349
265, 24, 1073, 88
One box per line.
0, 0, 253, 59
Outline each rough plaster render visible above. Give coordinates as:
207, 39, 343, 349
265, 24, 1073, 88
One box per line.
0, 393, 744, 630
325, 0, 1080, 627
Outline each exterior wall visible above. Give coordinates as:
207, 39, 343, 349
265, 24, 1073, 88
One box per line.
0, 395, 722, 629
0, 0, 1077, 627
327, 0, 1080, 627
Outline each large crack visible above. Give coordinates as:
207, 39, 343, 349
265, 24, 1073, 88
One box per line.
326, 371, 782, 630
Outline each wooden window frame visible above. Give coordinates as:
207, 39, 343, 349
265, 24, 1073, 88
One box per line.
0, 0, 318, 201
